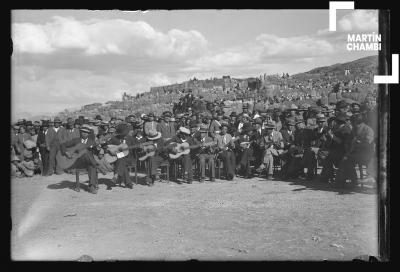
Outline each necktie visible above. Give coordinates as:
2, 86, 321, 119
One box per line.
223, 135, 227, 145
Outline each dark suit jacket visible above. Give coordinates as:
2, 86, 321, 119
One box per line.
36, 131, 47, 152
45, 127, 67, 148
157, 121, 177, 139
281, 129, 295, 149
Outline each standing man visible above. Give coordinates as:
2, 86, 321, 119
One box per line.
46, 117, 66, 175
65, 119, 81, 142
36, 121, 50, 176
157, 111, 176, 141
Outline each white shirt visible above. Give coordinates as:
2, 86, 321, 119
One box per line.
81, 138, 88, 144
54, 127, 59, 133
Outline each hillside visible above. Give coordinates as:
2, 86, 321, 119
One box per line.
293, 55, 378, 80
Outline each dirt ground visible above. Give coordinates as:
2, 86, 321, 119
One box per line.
11, 171, 378, 261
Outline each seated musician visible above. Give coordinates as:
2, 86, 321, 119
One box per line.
235, 123, 255, 179
59, 124, 99, 194
215, 123, 236, 181
165, 127, 194, 184
143, 129, 165, 186
256, 122, 284, 179
348, 111, 374, 181
193, 124, 216, 182
107, 123, 135, 189
285, 117, 311, 179
311, 114, 332, 182
252, 118, 265, 169
279, 118, 296, 179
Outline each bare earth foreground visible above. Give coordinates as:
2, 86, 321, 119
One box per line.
11, 172, 378, 261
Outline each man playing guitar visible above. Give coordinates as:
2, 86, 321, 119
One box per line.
193, 124, 217, 182
59, 124, 99, 194
215, 123, 236, 181
143, 129, 165, 186
107, 123, 135, 189
165, 127, 195, 183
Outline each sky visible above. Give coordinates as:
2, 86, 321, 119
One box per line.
11, 9, 379, 117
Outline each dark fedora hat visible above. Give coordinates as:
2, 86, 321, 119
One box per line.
54, 117, 62, 123
336, 100, 348, 109
115, 123, 129, 137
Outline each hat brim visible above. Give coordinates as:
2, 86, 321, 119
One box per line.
147, 132, 162, 140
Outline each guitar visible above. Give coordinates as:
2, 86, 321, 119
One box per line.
106, 142, 153, 163
137, 145, 158, 161
168, 141, 217, 159
56, 142, 90, 170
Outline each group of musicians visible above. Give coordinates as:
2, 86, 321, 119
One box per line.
12, 97, 376, 194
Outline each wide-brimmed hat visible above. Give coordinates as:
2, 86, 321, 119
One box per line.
199, 124, 209, 133
23, 139, 36, 149
147, 112, 155, 118
108, 127, 116, 133
297, 104, 308, 112
179, 127, 191, 135
289, 104, 298, 110
100, 120, 109, 126
265, 122, 276, 129
147, 129, 162, 140
25, 121, 33, 127
95, 115, 102, 120
286, 118, 296, 126
54, 117, 62, 123
163, 111, 172, 118
80, 124, 92, 134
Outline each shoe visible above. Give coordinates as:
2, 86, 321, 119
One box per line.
267, 175, 273, 180
187, 179, 193, 184
111, 176, 118, 184
210, 178, 216, 182
126, 183, 133, 189
74, 187, 80, 192
199, 178, 205, 183
89, 186, 97, 194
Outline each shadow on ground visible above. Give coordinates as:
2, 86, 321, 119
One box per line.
283, 178, 377, 195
